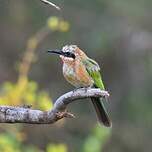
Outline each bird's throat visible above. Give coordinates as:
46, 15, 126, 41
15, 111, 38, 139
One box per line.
60, 55, 74, 63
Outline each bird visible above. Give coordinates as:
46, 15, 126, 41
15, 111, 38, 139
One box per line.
48, 45, 112, 127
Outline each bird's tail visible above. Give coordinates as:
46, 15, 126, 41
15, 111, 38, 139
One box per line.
91, 97, 112, 127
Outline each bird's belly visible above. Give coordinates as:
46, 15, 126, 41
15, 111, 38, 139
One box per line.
63, 64, 93, 87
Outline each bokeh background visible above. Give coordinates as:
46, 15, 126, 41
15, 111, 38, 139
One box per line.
0, 0, 152, 152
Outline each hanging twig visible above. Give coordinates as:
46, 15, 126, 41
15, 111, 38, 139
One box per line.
41, 0, 61, 10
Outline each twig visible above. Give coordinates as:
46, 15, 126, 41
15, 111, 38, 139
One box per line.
0, 88, 109, 124
41, 0, 61, 10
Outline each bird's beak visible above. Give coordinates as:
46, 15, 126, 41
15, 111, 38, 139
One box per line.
47, 49, 76, 59
47, 49, 64, 56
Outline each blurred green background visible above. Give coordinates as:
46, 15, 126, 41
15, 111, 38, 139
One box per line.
0, 0, 152, 152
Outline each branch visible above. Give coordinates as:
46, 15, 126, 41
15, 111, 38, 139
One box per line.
40, 0, 61, 10
0, 88, 109, 124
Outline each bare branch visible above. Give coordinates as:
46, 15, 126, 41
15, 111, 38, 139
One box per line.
41, 0, 61, 10
0, 88, 109, 124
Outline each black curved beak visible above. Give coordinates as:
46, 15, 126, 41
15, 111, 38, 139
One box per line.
47, 49, 76, 59
47, 49, 64, 55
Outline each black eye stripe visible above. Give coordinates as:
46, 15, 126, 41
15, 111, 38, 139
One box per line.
66, 52, 71, 55
71, 54, 76, 59
64, 52, 75, 59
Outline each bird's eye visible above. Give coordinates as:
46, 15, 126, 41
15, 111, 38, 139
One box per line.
66, 52, 71, 56
65, 52, 75, 59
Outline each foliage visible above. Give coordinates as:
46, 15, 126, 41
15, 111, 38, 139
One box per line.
47, 16, 70, 32
0, 1, 114, 150
0, 79, 53, 111
1, 0, 152, 151
82, 125, 111, 152
0, 131, 68, 152
47, 144, 68, 152
0, 15, 70, 110
0, 124, 111, 152
0, 14, 72, 152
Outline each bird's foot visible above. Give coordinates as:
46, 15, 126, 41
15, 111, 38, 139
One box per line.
72, 86, 92, 93
83, 86, 92, 93
55, 110, 75, 119
21, 104, 32, 109
72, 87, 83, 93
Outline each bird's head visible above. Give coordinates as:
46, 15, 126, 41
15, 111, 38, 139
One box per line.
48, 45, 87, 63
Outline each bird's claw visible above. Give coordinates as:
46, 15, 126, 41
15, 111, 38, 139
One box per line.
72, 87, 83, 93
21, 104, 32, 109
84, 86, 92, 93
72, 87, 92, 93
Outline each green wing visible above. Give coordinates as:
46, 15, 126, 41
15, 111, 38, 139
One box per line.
82, 57, 111, 127
82, 57, 105, 90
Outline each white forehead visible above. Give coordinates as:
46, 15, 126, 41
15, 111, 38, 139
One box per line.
62, 45, 77, 52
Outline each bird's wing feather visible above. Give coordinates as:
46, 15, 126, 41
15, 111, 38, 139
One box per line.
82, 57, 111, 127
82, 57, 105, 90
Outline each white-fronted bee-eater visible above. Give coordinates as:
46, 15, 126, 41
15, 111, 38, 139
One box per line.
48, 45, 112, 127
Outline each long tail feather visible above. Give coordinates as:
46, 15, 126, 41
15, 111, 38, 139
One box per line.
91, 97, 112, 127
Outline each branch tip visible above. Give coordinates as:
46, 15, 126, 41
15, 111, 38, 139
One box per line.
41, 0, 61, 10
